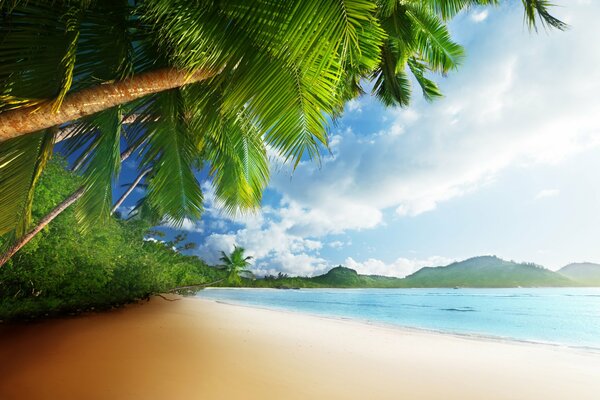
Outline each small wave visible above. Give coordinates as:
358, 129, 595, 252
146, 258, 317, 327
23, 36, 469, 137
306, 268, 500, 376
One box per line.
441, 307, 477, 312
293, 299, 391, 308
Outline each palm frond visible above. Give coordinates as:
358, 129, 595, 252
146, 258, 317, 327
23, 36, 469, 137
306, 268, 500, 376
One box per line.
0, 1, 77, 112
408, 57, 443, 101
137, 90, 204, 225
52, 5, 82, 111
372, 43, 412, 107
406, 5, 465, 73
521, 0, 568, 31
417, 0, 499, 20
0, 0, 141, 113
62, 108, 123, 230
185, 82, 269, 215
223, 52, 337, 167
0, 128, 55, 237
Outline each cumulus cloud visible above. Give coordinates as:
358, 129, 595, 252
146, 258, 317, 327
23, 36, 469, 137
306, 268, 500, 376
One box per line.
162, 218, 204, 233
344, 256, 454, 278
193, 190, 327, 275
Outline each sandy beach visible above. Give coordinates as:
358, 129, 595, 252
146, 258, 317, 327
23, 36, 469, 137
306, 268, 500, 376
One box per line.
1, 296, 600, 400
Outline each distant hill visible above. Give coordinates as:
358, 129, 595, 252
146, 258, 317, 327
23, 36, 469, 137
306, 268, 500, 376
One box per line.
558, 263, 600, 286
247, 256, 599, 289
310, 266, 362, 286
402, 256, 575, 288
309, 266, 404, 288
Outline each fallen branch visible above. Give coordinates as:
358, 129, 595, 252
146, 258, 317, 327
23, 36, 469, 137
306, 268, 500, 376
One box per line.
168, 278, 225, 293
155, 294, 180, 302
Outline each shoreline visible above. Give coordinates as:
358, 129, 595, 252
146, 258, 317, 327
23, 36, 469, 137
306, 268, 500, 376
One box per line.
2, 296, 600, 399
196, 297, 600, 354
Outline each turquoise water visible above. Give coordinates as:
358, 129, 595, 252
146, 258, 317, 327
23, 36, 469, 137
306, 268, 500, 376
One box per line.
196, 288, 600, 349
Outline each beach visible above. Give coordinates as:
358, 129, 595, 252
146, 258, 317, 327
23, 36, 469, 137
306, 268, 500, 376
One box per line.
1, 296, 599, 400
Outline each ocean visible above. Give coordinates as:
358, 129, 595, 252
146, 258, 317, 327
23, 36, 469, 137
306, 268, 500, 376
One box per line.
196, 287, 600, 349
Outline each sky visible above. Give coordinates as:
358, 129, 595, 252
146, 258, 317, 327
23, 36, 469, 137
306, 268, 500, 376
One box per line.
117, 0, 600, 278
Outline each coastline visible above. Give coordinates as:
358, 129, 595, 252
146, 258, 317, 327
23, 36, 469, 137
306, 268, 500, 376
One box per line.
202, 297, 600, 354
197, 287, 600, 352
1, 296, 600, 399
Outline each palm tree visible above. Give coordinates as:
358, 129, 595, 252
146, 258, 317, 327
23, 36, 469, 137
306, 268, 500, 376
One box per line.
0, 1, 565, 258
219, 246, 255, 286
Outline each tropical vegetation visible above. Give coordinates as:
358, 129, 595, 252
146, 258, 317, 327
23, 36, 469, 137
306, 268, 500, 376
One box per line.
218, 246, 255, 286
0, 157, 225, 321
0, 1, 568, 320
0, 0, 564, 268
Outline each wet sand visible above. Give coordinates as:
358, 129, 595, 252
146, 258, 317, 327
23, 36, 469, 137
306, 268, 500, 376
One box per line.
1, 296, 600, 399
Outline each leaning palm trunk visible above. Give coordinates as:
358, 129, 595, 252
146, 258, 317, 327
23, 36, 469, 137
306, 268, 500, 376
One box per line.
55, 114, 141, 144
168, 278, 226, 293
0, 68, 215, 143
111, 168, 151, 215
0, 187, 85, 266
0, 146, 144, 267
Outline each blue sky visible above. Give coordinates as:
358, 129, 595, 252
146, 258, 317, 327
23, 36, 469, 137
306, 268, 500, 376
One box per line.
117, 0, 600, 277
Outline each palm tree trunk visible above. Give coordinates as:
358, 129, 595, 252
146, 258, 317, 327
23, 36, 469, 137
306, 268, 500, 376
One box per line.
0, 68, 215, 143
0, 187, 85, 267
110, 167, 151, 215
55, 114, 141, 143
0, 145, 142, 267
168, 278, 226, 292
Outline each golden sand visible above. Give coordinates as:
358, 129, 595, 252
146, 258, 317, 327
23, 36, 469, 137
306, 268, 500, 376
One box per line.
1, 296, 599, 399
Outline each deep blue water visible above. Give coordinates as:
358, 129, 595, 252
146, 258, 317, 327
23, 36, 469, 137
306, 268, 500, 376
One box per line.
196, 288, 600, 349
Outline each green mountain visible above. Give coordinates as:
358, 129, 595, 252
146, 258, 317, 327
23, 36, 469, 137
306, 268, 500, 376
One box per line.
402, 256, 575, 288
558, 263, 600, 286
250, 256, 589, 288
309, 266, 404, 287
310, 266, 362, 286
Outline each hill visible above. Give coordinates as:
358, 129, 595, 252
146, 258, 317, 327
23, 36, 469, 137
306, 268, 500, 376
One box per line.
309, 266, 405, 288
248, 256, 600, 289
402, 256, 574, 288
558, 263, 600, 286
249, 256, 586, 288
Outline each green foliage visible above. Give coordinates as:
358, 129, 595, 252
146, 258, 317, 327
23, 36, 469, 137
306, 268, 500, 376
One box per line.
248, 266, 408, 289
63, 107, 123, 230
0, 129, 55, 237
218, 246, 254, 286
0, 158, 224, 321
138, 90, 204, 224
0, 0, 566, 238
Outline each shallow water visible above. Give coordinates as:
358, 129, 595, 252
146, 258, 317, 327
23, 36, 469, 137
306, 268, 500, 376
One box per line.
196, 287, 600, 349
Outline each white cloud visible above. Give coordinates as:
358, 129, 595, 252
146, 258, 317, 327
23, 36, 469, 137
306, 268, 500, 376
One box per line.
328, 240, 351, 249
535, 189, 560, 200
346, 98, 363, 113
254, 252, 329, 277
163, 218, 204, 233
194, 191, 327, 275
470, 9, 489, 23
143, 237, 164, 244
344, 256, 454, 278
